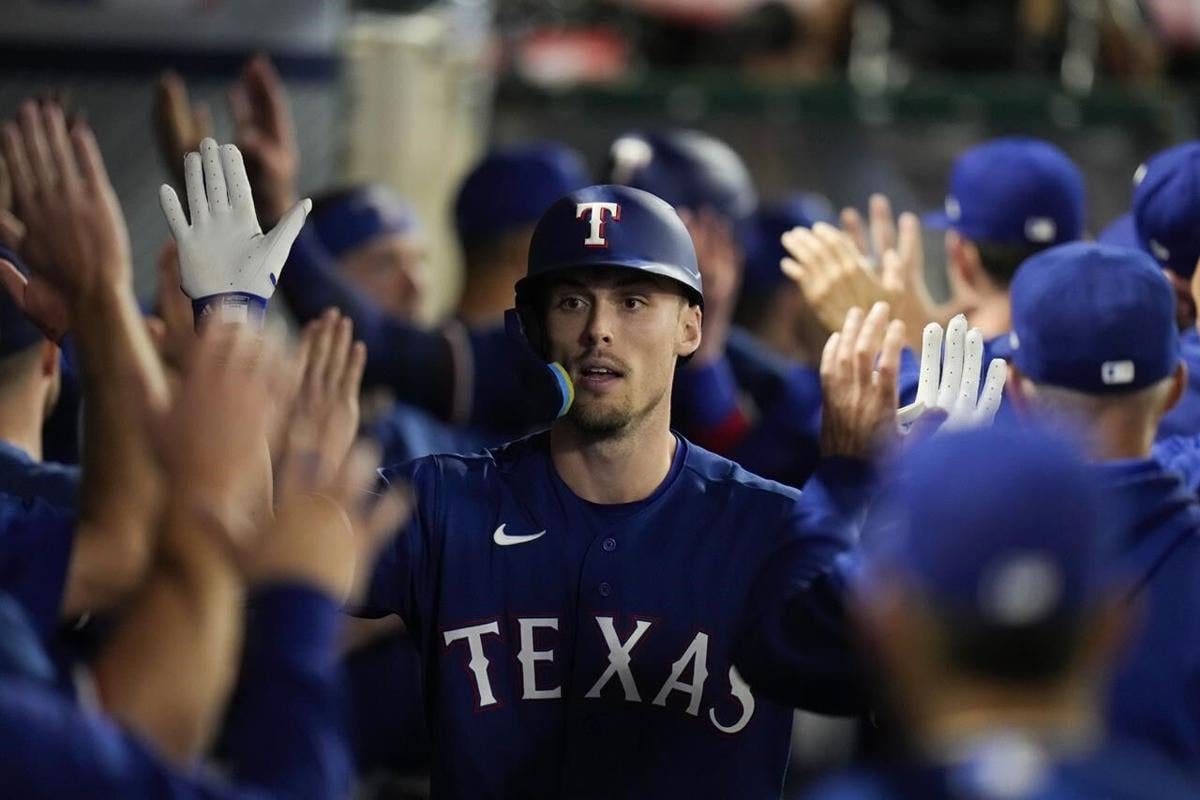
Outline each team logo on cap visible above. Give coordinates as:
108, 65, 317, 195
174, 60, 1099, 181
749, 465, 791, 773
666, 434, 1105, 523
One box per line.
577, 202, 621, 248
1102, 360, 1135, 386
1025, 217, 1057, 244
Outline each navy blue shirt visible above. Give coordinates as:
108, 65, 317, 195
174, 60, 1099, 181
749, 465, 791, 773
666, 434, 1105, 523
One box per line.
362, 431, 864, 798
0, 496, 76, 643
1156, 327, 1200, 441
1099, 459, 1200, 768
804, 736, 1199, 799
0, 440, 80, 510
0, 583, 350, 800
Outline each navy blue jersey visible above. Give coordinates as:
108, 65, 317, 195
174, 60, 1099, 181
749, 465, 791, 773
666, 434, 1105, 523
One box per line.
1153, 434, 1200, 495
1156, 327, 1200, 441
0, 584, 350, 800
0, 440, 80, 510
803, 738, 1199, 800
361, 431, 866, 798
1099, 459, 1200, 767
0, 495, 76, 643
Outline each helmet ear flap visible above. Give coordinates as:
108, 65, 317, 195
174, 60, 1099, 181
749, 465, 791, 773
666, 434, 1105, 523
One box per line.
504, 303, 574, 421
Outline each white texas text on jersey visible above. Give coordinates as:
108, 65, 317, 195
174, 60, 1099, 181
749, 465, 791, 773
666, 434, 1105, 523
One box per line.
442, 614, 757, 735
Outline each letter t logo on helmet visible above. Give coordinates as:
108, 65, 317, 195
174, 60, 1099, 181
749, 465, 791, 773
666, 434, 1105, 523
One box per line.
576, 202, 621, 247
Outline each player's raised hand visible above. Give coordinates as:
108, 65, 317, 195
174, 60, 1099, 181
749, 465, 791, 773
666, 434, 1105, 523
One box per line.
159, 137, 311, 325
897, 314, 1006, 432
819, 301, 906, 458
0, 102, 131, 340
157, 323, 300, 555
228, 56, 299, 226
154, 70, 213, 192
288, 308, 367, 487
255, 431, 410, 605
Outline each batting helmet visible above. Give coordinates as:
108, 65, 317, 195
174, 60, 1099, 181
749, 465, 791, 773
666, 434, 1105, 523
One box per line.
603, 129, 758, 224
515, 184, 703, 310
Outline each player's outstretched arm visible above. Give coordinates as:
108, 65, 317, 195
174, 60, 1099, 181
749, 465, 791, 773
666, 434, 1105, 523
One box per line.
0, 102, 169, 618
94, 324, 298, 764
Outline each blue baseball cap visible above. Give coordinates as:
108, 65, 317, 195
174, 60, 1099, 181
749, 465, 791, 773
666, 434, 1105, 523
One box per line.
604, 129, 758, 224
1009, 242, 1179, 394
517, 184, 702, 307
1132, 142, 1200, 279
860, 426, 1116, 626
455, 142, 589, 248
0, 245, 46, 359
310, 185, 420, 260
740, 193, 832, 294
924, 138, 1085, 247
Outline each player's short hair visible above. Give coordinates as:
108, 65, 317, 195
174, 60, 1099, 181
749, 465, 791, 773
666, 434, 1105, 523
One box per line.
974, 239, 1057, 287
936, 610, 1088, 685
1025, 373, 1177, 419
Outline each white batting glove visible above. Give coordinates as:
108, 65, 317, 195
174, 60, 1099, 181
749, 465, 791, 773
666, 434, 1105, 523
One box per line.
159, 138, 310, 326
896, 314, 1006, 432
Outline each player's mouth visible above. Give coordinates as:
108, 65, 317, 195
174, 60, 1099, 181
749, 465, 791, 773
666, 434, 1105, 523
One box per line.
575, 358, 626, 391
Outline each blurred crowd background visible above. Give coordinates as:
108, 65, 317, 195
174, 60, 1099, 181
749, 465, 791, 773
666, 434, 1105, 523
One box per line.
2, 0, 1197, 319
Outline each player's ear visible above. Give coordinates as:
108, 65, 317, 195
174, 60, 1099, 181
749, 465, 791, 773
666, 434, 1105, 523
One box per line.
1006, 364, 1034, 416
38, 340, 59, 380
677, 302, 701, 358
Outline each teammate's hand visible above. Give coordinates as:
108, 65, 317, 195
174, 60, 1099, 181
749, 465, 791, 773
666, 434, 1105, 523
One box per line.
154, 71, 213, 192
229, 56, 299, 227
289, 308, 367, 487
145, 240, 198, 374
783, 221, 929, 348
897, 314, 1006, 433
254, 434, 410, 604
159, 138, 310, 323
157, 323, 300, 557
0, 102, 131, 339
819, 301, 906, 458
682, 208, 741, 364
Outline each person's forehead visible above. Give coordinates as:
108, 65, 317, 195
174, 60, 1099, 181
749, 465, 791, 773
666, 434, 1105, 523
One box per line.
545, 267, 676, 293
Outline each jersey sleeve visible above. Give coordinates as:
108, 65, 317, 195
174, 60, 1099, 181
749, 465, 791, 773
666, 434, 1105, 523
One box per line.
218, 583, 352, 800
0, 497, 77, 642
354, 456, 443, 635
732, 460, 877, 715
0, 679, 272, 800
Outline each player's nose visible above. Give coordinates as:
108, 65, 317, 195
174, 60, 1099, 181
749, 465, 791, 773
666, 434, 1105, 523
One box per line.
581, 299, 615, 347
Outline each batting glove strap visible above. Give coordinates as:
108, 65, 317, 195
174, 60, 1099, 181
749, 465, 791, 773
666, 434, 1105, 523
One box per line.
192, 293, 269, 329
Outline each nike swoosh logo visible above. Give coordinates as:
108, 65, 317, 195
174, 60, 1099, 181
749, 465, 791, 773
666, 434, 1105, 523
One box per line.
493, 524, 546, 547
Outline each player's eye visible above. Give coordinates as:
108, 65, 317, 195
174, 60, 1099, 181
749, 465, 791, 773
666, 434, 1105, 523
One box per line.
621, 295, 648, 310
555, 295, 587, 312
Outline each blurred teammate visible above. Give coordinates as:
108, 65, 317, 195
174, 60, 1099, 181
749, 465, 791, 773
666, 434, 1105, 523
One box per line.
1005, 242, 1200, 769
806, 426, 1198, 799
1100, 142, 1200, 439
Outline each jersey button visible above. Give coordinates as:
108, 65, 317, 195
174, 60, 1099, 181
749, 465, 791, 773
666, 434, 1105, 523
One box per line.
602, 537, 617, 552
598, 581, 612, 597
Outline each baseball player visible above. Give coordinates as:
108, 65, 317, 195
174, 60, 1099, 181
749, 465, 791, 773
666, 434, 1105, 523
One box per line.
805, 426, 1199, 799
1099, 142, 1200, 440
0, 104, 172, 654
305, 184, 427, 321
1003, 242, 1200, 768
357, 183, 1002, 798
